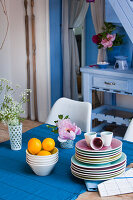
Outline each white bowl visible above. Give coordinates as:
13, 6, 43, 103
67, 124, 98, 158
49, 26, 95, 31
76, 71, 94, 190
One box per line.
26, 157, 58, 166
28, 161, 58, 176
26, 148, 58, 159
26, 156, 58, 163
26, 154, 58, 162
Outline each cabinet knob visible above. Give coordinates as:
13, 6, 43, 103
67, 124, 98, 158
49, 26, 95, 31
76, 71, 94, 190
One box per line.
104, 81, 115, 86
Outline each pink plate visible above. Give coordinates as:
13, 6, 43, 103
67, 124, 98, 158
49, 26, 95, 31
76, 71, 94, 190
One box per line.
76, 138, 122, 153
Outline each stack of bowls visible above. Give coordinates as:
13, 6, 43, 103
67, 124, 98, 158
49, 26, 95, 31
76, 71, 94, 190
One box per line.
26, 147, 58, 176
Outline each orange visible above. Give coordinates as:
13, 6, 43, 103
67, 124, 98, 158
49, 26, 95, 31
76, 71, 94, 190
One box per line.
28, 138, 42, 155
42, 138, 55, 152
37, 150, 51, 156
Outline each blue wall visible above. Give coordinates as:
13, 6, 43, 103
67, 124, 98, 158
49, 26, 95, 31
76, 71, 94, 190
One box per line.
49, 1, 133, 106
85, 6, 133, 67
49, 0, 63, 106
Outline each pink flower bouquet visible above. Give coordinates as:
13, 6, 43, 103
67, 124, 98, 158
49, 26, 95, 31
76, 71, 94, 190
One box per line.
57, 118, 81, 142
92, 22, 123, 50
47, 115, 81, 143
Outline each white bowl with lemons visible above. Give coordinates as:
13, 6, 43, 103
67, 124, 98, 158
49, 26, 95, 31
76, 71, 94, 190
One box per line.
26, 138, 59, 176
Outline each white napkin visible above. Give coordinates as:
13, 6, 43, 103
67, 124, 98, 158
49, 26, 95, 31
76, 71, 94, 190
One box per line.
98, 168, 133, 197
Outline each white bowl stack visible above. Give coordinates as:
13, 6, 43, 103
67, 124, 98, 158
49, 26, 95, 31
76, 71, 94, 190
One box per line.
26, 147, 59, 176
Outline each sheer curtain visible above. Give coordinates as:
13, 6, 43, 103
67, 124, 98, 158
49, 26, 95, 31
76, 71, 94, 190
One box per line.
91, 0, 105, 104
62, 0, 89, 100
91, 0, 105, 63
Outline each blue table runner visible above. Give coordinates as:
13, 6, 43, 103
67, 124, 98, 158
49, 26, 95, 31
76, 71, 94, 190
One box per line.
0, 124, 133, 200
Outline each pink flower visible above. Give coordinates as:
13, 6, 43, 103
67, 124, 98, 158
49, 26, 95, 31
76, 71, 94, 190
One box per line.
107, 34, 116, 42
57, 119, 81, 142
73, 123, 81, 135
101, 34, 116, 49
92, 34, 102, 44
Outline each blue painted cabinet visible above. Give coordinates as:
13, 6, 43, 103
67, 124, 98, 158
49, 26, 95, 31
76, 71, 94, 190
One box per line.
80, 67, 133, 131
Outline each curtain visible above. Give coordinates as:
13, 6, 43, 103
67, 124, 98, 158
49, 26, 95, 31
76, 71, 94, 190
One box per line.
62, 0, 89, 100
91, 0, 105, 104
91, 0, 105, 63
30, 0, 51, 122
0, 0, 51, 122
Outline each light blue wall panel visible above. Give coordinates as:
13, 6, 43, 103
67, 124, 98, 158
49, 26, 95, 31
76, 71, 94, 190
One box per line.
105, 0, 120, 24
49, 0, 63, 106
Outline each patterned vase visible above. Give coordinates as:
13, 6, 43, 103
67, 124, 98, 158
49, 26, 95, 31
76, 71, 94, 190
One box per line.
8, 123, 22, 150
60, 140, 74, 149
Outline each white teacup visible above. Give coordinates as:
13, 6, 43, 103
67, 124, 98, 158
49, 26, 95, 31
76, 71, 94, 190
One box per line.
101, 131, 113, 146
84, 132, 97, 146
90, 137, 104, 150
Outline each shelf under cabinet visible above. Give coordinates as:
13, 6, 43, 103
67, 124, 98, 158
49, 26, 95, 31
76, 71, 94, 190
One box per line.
92, 105, 133, 126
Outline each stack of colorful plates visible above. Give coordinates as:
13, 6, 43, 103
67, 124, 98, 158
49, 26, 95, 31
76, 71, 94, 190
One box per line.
71, 138, 126, 181
75, 138, 122, 164
71, 153, 126, 180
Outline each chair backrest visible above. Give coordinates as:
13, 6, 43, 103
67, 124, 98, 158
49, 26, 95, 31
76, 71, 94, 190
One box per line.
46, 97, 92, 132
123, 119, 133, 142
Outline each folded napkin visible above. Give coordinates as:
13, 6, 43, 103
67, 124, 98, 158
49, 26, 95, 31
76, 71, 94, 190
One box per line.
98, 168, 133, 197
84, 168, 130, 192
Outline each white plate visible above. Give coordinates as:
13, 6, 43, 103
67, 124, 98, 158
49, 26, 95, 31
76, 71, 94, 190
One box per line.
75, 151, 121, 160
75, 153, 121, 164
71, 153, 126, 169
71, 164, 126, 177
71, 168, 125, 181
71, 162, 126, 174
75, 147, 122, 157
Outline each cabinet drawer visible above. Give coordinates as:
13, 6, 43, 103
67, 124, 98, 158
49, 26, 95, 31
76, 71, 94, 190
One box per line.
93, 76, 128, 91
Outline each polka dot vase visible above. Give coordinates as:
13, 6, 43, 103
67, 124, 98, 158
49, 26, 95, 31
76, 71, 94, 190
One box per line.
8, 123, 22, 150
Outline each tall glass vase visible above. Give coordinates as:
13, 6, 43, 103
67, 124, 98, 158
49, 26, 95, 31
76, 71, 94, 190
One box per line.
101, 48, 107, 63
97, 48, 108, 68
98, 48, 107, 63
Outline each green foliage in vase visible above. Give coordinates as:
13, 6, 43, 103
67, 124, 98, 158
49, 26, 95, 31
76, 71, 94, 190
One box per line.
0, 78, 31, 126
92, 22, 124, 50
46, 115, 69, 133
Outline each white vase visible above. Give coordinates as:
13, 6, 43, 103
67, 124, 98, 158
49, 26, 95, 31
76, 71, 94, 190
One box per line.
123, 119, 133, 142
8, 123, 22, 150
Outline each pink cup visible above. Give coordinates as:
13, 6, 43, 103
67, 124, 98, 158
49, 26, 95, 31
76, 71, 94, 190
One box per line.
90, 137, 103, 150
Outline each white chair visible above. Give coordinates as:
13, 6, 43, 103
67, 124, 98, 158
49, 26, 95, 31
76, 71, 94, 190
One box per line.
123, 119, 133, 142
46, 97, 92, 132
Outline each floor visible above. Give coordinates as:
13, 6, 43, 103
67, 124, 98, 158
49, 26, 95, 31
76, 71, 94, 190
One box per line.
0, 120, 133, 200
0, 120, 42, 143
